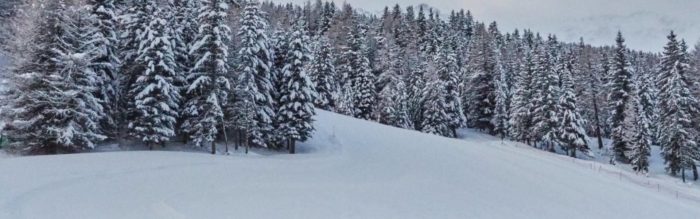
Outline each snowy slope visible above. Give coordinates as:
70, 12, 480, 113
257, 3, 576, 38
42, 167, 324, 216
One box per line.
1, 110, 699, 219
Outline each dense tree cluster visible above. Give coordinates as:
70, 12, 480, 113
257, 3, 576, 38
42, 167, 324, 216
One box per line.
1, 0, 700, 181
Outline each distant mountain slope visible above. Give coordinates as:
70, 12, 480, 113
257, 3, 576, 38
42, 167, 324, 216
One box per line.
1, 110, 699, 219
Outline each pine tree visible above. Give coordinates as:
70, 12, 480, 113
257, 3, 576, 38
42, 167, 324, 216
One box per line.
352, 58, 376, 120
656, 32, 700, 181
237, 1, 275, 147
336, 82, 355, 116
317, 1, 334, 36
406, 59, 428, 131
309, 36, 338, 111
577, 39, 606, 150
275, 22, 316, 154
376, 38, 410, 128
436, 39, 465, 137
271, 29, 289, 106
466, 24, 497, 133
117, 0, 151, 139
128, 2, 180, 148
509, 48, 537, 144
630, 80, 652, 174
492, 55, 509, 139
416, 5, 429, 54
421, 81, 451, 137
170, 0, 200, 87
557, 53, 588, 158
531, 36, 561, 151
377, 80, 411, 129
87, 0, 120, 137
608, 32, 634, 163
630, 55, 656, 174
693, 42, 700, 76
345, 21, 376, 120
3, 2, 106, 154
181, 0, 231, 153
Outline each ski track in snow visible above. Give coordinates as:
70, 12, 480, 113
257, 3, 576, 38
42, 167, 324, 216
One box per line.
1, 110, 700, 219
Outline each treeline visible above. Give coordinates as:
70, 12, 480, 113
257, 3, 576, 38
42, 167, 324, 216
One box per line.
1, 0, 700, 181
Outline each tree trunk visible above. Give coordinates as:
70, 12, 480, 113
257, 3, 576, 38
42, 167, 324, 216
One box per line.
221, 121, 228, 154
148, 142, 153, 151
245, 134, 249, 154
289, 139, 296, 154
593, 96, 604, 150
211, 141, 216, 155
570, 147, 576, 158
694, 165, 698, 181
234, 130, 240, 151
682, 168, 686, 183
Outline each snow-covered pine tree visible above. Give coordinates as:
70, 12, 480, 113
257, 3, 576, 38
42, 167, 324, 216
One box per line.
310, 36, 338, 111
336, 82, 355, 116
117, 0, 150, 138
128, 2, 180, 149
3, 2, 106, 154
271, 28, 289, 104
226, 88, 256, 152
416, 5, 429, 54
374, 38, 411, 128
422, 8, 440, 55
531, 36, 561, 151
391, 9, 410, 49
492, 51, 509, 139
377, 79, 411, 129
575, 39, 606, 150
405, 56, 428, 129
509, 47, 537, 144
596, 53, 613, 138
344, 21, 376, 120
169, 0, 200, 141
421, 80, 451, 137
608, 32, 634, 163
0, 0, 20, 46
275, 22, 316, 154
693, 41, 700, 76
237, 0, 276, 147
630, 80, 653, 174
352, 57, 377, 120
656, 32, 700, 181
436, 38, 465, 137
87, 0, 120, 138
630, 54, 657, 174
317, 1, 334, 36
557, 52, 588, 158
375, 38, 408, 127
170, 0, 200, 88
181, 0, 231, 153
466, 23, 497, 133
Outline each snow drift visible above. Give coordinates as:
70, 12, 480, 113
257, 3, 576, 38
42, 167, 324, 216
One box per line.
1, 110, 699, 219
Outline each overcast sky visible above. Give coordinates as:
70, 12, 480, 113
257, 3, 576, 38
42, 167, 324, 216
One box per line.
280, 0, 700, 52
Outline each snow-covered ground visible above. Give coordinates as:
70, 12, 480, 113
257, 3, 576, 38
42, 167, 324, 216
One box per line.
1, 110, 699, 219
585, 138, 699, 189
520, 133, 700, 190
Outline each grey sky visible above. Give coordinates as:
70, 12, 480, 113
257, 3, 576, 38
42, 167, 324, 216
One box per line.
280, 0, 700, 52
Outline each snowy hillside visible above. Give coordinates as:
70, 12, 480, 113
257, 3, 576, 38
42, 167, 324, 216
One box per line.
1, 110, 699, 219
